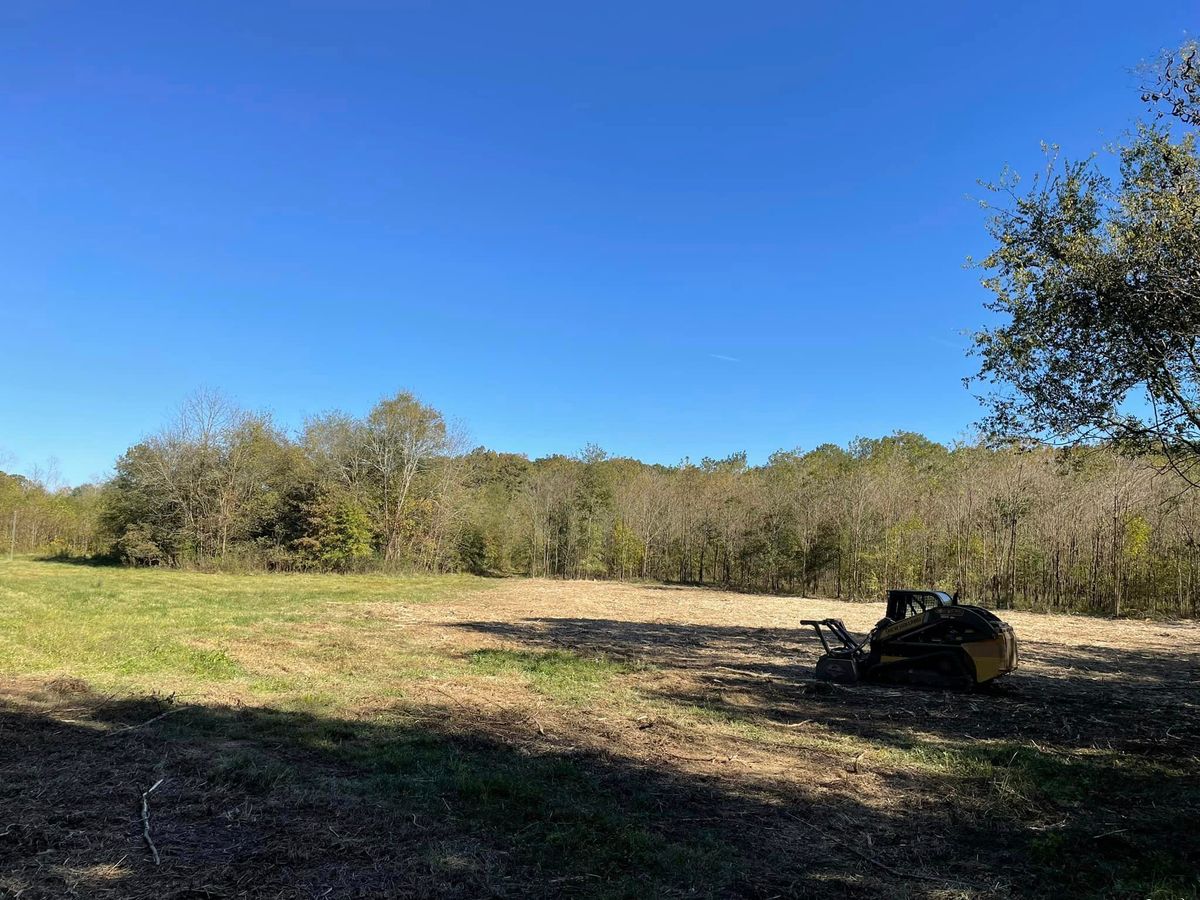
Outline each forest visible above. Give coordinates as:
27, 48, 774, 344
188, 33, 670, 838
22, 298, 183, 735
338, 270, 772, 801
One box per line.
6, 388, 1198, 619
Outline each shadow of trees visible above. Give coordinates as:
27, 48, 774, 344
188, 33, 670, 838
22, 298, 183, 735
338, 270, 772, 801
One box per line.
33, 551, 121, 567
446, 616, 1200, 896
452, 616, 814, 677
0, 683, 1012, 900
449, 617, 1200, 746
4, 615, 1198, 898
1017, 636, 1200, 682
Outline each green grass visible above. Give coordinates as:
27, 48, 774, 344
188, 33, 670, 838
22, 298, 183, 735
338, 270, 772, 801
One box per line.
3, 555, 1196, 898
0, 558, 745, 896
467, 648, 646, 703
0, 556, 489, 695
162, 702, 736, 896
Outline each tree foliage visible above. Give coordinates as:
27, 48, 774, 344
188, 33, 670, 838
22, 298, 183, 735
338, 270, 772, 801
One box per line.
13, 391, 1200, 617
972, 41, 1200, 484
289, 487, 374, 570
0, 469, 102, 558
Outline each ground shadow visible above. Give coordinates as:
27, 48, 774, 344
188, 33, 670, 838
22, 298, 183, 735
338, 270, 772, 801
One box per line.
448, 616, 1200, 896
5, 615, 1198, 898
453, 616, 814, 677
0, 681, 1028, 900
450, 616, 1200, 745
32, 552, 122, 567
1018, 637, 1200, 682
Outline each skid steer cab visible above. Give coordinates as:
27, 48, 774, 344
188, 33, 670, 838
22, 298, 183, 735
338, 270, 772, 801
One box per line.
801, 589, 1018, 689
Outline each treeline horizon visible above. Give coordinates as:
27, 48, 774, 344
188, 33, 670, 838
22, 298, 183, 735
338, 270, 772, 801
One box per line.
4, 389, 1200, 619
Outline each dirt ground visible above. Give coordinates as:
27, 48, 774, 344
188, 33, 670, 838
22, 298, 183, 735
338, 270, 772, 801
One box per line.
3, 579, 1199, 898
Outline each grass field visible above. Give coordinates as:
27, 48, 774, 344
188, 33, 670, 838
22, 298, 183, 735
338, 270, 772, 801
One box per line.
1, 558, 1198, 898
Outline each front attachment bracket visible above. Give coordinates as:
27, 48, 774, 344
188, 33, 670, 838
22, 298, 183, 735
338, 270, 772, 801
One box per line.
800, 618, 869, 684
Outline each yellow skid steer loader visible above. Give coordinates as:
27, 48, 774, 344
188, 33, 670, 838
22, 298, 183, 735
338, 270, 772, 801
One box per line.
801, 589, 1018, 689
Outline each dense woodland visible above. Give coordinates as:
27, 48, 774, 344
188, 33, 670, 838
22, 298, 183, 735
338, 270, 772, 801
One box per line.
6, 389, 1200, 619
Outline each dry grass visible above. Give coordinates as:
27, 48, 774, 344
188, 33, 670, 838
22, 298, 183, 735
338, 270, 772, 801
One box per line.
1, 560, 1198, 898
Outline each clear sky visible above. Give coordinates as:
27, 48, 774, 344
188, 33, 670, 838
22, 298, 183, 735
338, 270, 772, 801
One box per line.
1, 2, 1193, 485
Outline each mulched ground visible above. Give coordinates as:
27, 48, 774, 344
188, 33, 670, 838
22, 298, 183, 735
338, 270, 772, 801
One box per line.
3, 580, 1198, 898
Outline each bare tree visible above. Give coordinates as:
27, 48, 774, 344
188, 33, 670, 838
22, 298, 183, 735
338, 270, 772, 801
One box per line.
364, 392, 451, 564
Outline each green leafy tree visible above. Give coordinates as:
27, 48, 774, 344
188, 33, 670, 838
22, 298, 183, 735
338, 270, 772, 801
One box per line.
115, 523, 165, 566
971, 41, 1200, 485
607, 519, 644, 579
292, 488, 375, 570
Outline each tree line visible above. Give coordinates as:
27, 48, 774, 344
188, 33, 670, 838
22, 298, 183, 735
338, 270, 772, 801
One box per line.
0, 468, 102, 559
9, 388, 1200, 619
10, 41, 1200, 619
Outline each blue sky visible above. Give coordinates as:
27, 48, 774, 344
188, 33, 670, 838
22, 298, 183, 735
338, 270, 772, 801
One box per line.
1, 2, 1192, 485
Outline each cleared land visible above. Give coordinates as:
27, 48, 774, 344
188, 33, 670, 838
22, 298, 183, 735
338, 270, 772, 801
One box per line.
1, 559, 1198, 898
